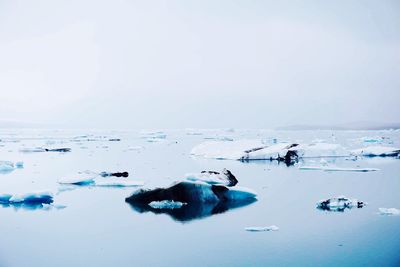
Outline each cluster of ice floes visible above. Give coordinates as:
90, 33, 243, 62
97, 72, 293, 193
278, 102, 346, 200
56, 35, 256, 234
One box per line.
0, 161, 23, 173
141, 131, 167, 143
191, 140, 400, 165
58, 171, 144, 188
0, 192, 53, 205
317, 196, 366, 212
245, 225, 279, 232
351, 146, 400, 157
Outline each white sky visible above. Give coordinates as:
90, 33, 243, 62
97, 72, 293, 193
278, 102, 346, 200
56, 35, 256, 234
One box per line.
0, 0, 399, 129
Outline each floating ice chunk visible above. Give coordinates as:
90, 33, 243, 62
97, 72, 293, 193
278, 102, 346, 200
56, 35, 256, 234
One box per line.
0, 192, 53, 204
245, 225, 279, 232
185, 169, 238, 186
58, 173, 96, 185
240, 143, 297, 161
317, 196, 366, 212
94, 179, 144, 187
0, 161, 14, 173
148, 200, 186, 209
126, 180, 257, 204
378, 208, 400, 215
351, 146, 400, 157
299, 166, 379, 172
108, 138, 121, 141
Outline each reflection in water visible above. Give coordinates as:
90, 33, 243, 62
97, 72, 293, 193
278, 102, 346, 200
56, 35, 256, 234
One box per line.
127, 198, 257, 222
0, 202, 50, 211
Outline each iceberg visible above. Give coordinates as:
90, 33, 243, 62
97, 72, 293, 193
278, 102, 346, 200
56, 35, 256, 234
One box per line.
191, 140, 264, 160
148, 200, 186, 209
245, 225, 279, 232
378, 208, 400, 215
126, 180, 257, 204
0, 192, 53, 205
317, 196, 366, 212
351, 146, 400, 157
299, 166, 379, 172
185, 169, 238, 186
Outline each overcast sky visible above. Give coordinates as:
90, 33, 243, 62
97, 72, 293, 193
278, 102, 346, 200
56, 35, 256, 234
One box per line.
0, 0, 399, 129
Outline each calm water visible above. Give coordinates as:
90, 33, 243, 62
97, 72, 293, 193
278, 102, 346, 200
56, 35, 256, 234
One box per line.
0, 129, 399, 267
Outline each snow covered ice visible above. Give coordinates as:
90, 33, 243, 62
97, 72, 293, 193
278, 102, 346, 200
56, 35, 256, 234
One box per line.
185, 169, 238, 186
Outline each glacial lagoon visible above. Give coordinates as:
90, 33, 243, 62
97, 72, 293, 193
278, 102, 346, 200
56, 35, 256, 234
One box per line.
0, 129, 399, 267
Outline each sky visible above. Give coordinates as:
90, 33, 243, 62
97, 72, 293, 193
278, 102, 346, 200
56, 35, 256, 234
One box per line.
0, 0, 399, 129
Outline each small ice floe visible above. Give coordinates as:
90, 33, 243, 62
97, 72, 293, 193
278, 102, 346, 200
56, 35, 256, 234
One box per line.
351, 146, 400, 157
0, 161, 24, 173
0, 192, 53, 205
317, 196, 366, 212
148, 200, 186, 209
41, 203, 67, 211
94, 179, 144, 187
58, 173, 96, 185
108, 138, 121, 142
20, 147, 71, 153
99, 171, 129, 178
185, 169, 238, 186
378, 208, 400, 216
299, 166, 379, 172
245, 225, 279, 232
0, 161, 15, 173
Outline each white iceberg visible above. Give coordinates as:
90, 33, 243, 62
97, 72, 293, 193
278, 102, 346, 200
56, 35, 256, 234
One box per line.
148, 200, 186, 209
191, 140, 350, 162
317, 196, 366, 212
351, 146, 400, 157
299, 166, 379, 172
245, 225, 279, 232
378, 208, 400, 215
185, 169, 238, 186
